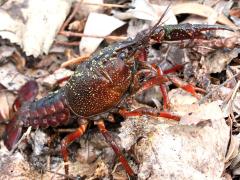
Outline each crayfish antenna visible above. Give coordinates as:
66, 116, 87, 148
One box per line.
134, 3, 172, 46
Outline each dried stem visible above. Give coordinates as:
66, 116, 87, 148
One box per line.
61, 54, 90, 68
59, 31, 127, 41
59, 1, 83, 32
54, 41, 79, 46
83, 2, 133, 9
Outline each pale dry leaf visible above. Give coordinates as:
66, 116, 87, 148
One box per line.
79, 12, 125, 55
168, 88, 199, 116
120, 98, 229, 179
233, 93, 240, 116
230, 134, 240, 176
113, 0, 177, 25
0, 63, 29, 91
0, 45, 15, 61
172, 3, 238, 30
0, 147, 36, 180
42, 68, 74, 88
225, 135, 239, 165
201, 48, 240, 74
0, 91, 15, 121
0, 0, 73, 57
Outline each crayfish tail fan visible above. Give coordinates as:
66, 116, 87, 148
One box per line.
3, 117, 22, 150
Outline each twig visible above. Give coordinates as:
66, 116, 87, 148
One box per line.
83, 2, 134, 9
55, 41, 79, 46
45, 169, 76, 180
58, 1, 127, 43
59, 1, 83, 32
59, 31, 127, 41
198, 72, 240, 104
221, 80, 240, 112
61, 54, 90, 68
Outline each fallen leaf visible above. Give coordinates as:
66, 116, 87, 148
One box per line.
119, 91, 229, 179
0, 63, 29, 91
114, 0, 177, 25
0, 91, 15, 121
201, 48, 240, 74
172, 3, 238, 30
42, 68, 74, 88
0, 0, 72, 57
0, 45, 15, 62
79, 12, 125, 55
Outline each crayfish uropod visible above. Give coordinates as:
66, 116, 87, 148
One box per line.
3, 15, 232, 178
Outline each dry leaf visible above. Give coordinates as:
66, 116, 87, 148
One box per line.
0, 63, 29, 91
172, 3, 238, 30
230, 134, 240, 176
119, 91, 229, 179
200, 49, 240, 74
0, 45, 15, 62
42, 68, 73, 88
0, 0, 72, 57
114, 0, 177, 25
79, 12, 125, 55
225, 135, 239, 165
0, 91, 15, 121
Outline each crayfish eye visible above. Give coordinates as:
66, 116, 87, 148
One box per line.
118, 51, 127, 60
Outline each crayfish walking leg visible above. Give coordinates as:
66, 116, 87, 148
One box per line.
97, 120, 136, 178
60, 120, 136, 178
61, 121, 88, 176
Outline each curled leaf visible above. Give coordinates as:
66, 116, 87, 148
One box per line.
79, 12, 125, 55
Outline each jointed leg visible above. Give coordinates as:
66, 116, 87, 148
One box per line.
61, 122, 88, 175
119, 107, 180, 121
96, 120, 136, 178
134, 63, 170, 110
168, 76, 206, 98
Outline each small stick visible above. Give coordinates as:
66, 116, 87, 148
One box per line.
83, 2, 134, 9
59, 1, 128, 42
55, 41, 79, 46
61, 54, 90, 68
46, 169, 75, 180
59, 1, 83, 32
59, 31, 127, 41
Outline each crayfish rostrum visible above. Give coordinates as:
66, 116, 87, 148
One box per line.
3, 14, 232, 178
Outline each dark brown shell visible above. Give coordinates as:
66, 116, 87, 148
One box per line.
64, 48, 132, 117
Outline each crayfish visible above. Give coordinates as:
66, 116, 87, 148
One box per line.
3, 9, 232, 179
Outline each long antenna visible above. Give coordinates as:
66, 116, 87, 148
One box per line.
116, 3, 172, 52
141, 3, 172, 44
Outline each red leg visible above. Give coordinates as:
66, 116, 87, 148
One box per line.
119, 107, 180, 121
163, 64, 184, 74
136, 64, 170, 110
96, 120, 136, 178
168, 76, 206, 98
61, 122, 88, 175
